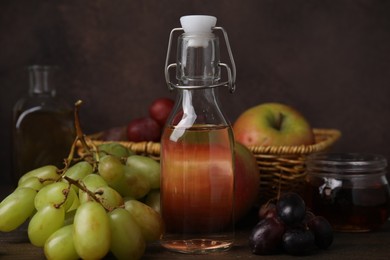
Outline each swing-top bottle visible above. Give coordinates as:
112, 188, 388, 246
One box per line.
160, 15, 237, 254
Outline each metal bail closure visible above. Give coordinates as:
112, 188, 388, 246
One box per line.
164, 26, 236, 93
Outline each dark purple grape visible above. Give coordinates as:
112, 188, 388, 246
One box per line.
249, 217, 285, 255
303, 210, 316, 224
282, 228, 316, 255
307, 215, 334, 249
276, 192, 306, 225
258, 202, 277, 220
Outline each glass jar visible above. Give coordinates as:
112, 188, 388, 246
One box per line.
305, 153, 390, 232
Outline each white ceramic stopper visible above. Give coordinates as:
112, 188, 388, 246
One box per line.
180, 15, 217, 34
180, 15, 217, 47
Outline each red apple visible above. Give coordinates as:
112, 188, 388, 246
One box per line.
148, 98, 174, 126
233, 102, 315, 147
127, 117, 161, 142
234, 142, 260, 221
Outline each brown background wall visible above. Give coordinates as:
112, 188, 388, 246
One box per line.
1, 0, 390, 183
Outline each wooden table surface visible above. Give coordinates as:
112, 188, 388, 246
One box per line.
1, 184, 390, 260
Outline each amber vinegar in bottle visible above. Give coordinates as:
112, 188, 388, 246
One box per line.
160, 15, 237, 254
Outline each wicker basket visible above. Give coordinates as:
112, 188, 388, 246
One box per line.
79, 128, 341, 202
247, 128, 341, 202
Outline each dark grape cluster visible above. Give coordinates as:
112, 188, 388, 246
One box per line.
249, 192, 333, 256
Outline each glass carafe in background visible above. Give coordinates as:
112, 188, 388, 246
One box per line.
160, 15, 237, 254
12, 65, 74, 185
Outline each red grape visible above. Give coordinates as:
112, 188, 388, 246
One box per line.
282, 228, 316, 255
276, 192, 306, 226
250, 192, 333, 256
148, 98, 174, 126
249, 217, 285, 255
307, 215, 334, 249
126, 117, 161, 142
258, 201, 277, 220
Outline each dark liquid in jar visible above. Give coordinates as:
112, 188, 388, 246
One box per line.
306, 183, 390, 232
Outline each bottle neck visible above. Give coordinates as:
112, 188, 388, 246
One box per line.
170, 87, 228, 127
168, 32, 230, 130
176, 33, 221, 87
28, 65, 56, 97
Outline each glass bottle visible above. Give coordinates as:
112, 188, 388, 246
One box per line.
12, 65, 74, 184
305, 152, 390, 232
160, 15, 237, 254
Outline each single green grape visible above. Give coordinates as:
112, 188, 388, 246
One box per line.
99, 160, 151, 199
94, 186, 124, 210
105, 173, 129, 198
28, 205, 65, 247
44, 224, 79, 260
98, 155, 126, 188
124, 200, 164, 242
126, 155, 161, 189
65, 161, 93, 180
64, 209, 77, 226
64, 161, 93, 192
144, 190, 161, 214
123, 196, 136, 203
97, 142, 131, 159
18, 176, 52, 191
66, 191, 80, 212
122, 165, 151, 199
108, 208, 146, 260
78, 174, 108, 204
18, 165, 60, 186
73, 201, 111, 259
0, 187, 37, 232
80, 173, 108, 190
34, 182, 75, 211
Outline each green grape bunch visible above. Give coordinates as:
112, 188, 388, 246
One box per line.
0, 101, 164, 260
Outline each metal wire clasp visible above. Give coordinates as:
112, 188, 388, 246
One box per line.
164, 27, 236, 93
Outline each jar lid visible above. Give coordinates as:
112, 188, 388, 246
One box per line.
306, 153, 387, 173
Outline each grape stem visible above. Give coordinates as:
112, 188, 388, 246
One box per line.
74, 100, 89, 155
38, 177, 58, 184
61, 176, 116, 211
51, 100, 112, 211
56, 100, 97, 176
